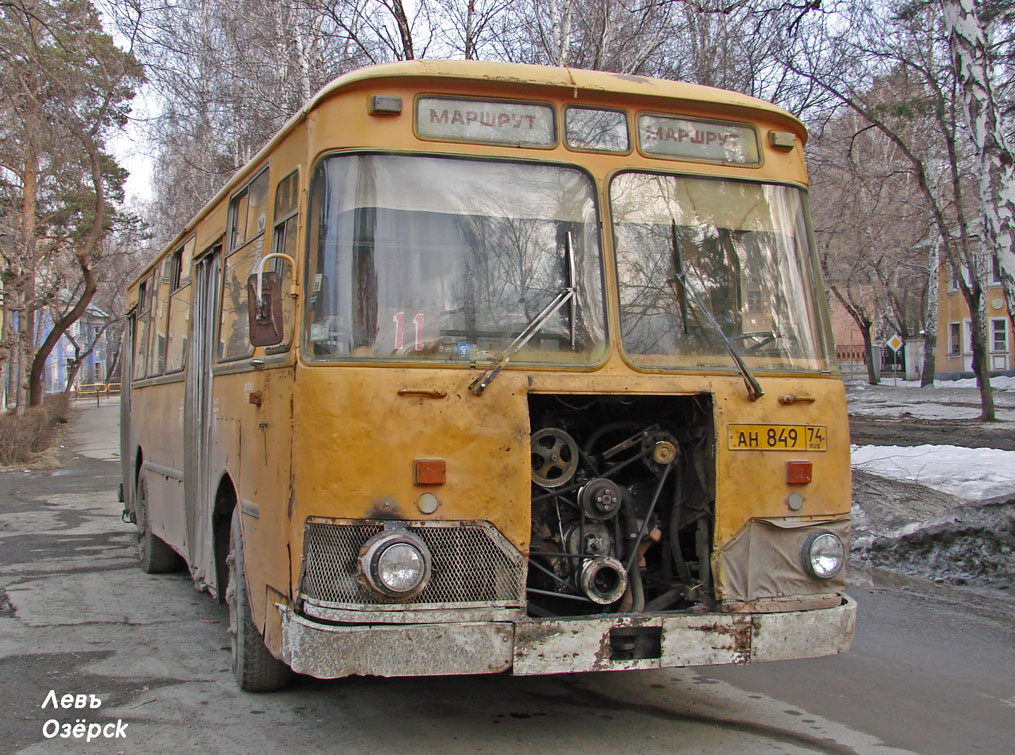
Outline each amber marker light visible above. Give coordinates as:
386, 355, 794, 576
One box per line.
370, 95, 402, 115
769, 130, 797, 149
787, 460, 812, 485
414, 459, 446, 486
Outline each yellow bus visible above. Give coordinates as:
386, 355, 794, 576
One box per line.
121, 61, 854, 691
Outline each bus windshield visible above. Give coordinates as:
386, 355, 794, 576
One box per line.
305, 154, 607, 365
611, 172, 832, 372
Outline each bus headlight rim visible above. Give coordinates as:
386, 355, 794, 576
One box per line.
801, 530, 844, 580
359, 531, 432, 600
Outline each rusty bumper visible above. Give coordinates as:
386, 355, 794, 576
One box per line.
278, 594, 855, 678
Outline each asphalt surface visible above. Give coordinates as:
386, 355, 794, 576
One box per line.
1, 400, 1013, 754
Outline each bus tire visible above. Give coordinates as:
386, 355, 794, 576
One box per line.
227, 507, 292, 692
135, 472, 182, 574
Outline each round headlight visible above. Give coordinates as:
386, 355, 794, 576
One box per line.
802, 531, 845, 580
359, 531, 432, 600
377, 542, 425, 593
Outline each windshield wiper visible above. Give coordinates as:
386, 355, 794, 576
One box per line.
470, 232, 577, 396
668, 220, 764, 402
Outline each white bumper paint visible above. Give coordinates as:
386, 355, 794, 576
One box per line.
279, 594, 856, 678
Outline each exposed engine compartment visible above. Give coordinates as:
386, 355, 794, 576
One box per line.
526, 394, 716, 618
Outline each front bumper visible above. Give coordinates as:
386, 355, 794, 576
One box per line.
278, 594, 856, 678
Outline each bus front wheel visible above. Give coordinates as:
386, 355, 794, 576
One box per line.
135, 472, 182, 574
227, 507, 292, 692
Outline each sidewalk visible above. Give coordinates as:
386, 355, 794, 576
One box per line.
65, 397, 121, 463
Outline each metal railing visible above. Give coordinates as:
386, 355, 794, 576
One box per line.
72, 383, 121, 404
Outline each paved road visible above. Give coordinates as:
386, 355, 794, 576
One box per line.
1, 402, 1012, 754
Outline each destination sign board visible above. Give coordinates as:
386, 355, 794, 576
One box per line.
639, 114, 760, 165
416, 97, 556, 147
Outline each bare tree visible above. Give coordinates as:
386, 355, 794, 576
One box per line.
1, 0, 143, 408
786, 0, 999, 418
109, 0, 389, 250
432, 0, 511, 59
810, 96, 940, 385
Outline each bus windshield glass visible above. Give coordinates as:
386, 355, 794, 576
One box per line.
305, 154, 607, 364
610, 172, 832, 372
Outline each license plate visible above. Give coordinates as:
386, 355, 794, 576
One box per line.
727, 424, 827, 451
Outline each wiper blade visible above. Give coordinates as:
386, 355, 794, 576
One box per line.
470, 233, 577, 396
668, 220, 764, 402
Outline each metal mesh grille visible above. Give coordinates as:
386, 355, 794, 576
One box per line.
300, 520, 524, 606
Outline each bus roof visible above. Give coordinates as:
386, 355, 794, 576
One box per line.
134, 60, 806, 286
330, 60, 804, 128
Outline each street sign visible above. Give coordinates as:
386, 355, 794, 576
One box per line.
886, 334, 903, 352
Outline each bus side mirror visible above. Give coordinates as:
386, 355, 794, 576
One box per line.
247, 271, 284, 347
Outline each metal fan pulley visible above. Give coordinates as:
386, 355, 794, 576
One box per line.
530, 427, 580, 488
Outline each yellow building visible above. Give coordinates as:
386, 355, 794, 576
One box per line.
936, 255, 1013, 378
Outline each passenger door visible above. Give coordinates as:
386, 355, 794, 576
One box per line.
184, 243, 221, 588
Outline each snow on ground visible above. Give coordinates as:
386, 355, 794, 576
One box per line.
846, 377, 1015, 420
851, 444, 1015, 500
846, 379, 1015, 587
888, 376, 1015, 390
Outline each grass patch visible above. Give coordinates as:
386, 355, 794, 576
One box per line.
0, 394, 71, 467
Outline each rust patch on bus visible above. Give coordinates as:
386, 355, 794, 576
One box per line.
690, 621, 752, 654
365, 497, 403, 519
592, 630, 612, 670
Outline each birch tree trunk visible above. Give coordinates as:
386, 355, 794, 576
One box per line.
921, 239, 940, 386
943, 0, 1015, 331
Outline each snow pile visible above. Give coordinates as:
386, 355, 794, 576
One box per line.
850, 446, 1015, 588
851, 444, 1015, 500
858, 502, 1015, 588
846, 381, 1015, 588
850, 472, 1015, 588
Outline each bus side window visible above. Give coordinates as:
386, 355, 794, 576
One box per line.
221, 244, 260, 361
149, 258, 173, 376
165, 238, 195, 372
267, 170, 299, 349
133, 275, 153, 380
221, 167, 269, 361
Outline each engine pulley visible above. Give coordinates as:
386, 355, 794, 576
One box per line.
530, 428, 580, 488
578, 478, 623, 520
641, 431, 680, 475
580, 557, 628, 605
565, 522, 612, 557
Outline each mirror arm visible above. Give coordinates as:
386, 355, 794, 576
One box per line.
253, 253, 298, 310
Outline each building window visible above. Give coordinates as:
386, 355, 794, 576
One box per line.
990, 255, 1002, 287
947, 265, 960, 292
948, 322, 961, 355
744, 288, 762, 313
991, 318, 1009, 353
